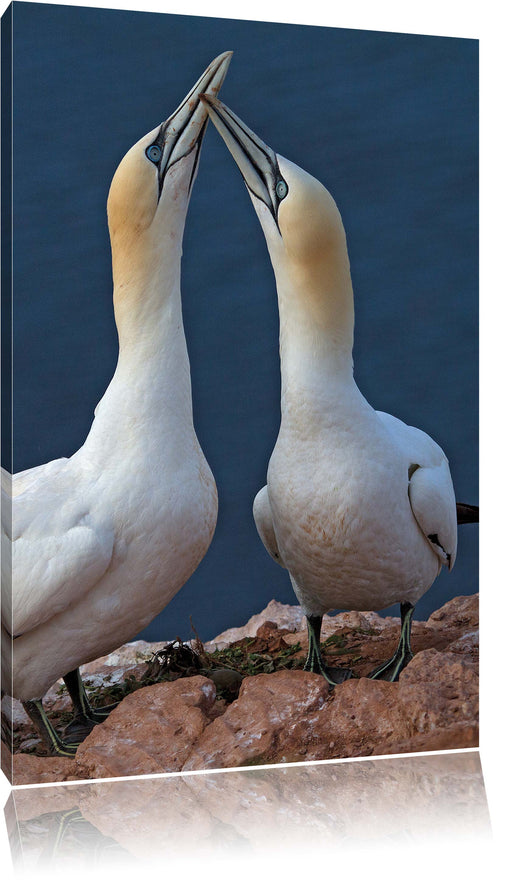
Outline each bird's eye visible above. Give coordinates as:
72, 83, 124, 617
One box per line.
146, 144, 162, 163
276, 180, 288, 200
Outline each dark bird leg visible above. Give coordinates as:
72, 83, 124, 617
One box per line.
368, 601, 414, 682
62, 668, 118, 741
304, 615, 352, 687
22, 699, 80, 757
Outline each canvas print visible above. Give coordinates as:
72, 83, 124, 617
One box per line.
1, 2, 478, 786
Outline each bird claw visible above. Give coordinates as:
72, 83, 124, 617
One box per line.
42, 738, 80, 758
368, 650, 413, 682
63, 716, 98, 741
324, 666, 353, 686
88, 701, 118, 721
304, 660, 352, 689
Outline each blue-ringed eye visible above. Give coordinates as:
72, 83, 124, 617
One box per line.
276, 179, 288, 199
146, 144, 162, 163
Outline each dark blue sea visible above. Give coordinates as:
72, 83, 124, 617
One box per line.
8, 2, 478, 641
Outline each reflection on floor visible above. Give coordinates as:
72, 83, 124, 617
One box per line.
5, 750, 490, 872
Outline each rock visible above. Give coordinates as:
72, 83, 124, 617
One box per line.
207, 668, 244, 698
183, 671, 390, 769
427, 594, 479, 629
447, 630, 479, 657
373, 723, 479, 755
43, 683, 73, 713
74, 676, 218, 779
312, 608, 400, 634
184, 647, 478, 769
17, 647, 160, 718
10, 752, 80, 786
184, 670, 330, 770
80, 640, 169, 674
204, 600, 305, 649
2, 694, 30, 728
80, 662, 149, 693
314, 594, 480, 679
17, 738, 41, 752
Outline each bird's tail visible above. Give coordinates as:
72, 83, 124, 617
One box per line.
456, 503, 479, 524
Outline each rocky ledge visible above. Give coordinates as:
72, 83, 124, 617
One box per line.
2, 594, 478, 785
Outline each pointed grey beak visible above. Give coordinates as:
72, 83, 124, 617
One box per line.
199, 94, 288, 228
154, 51, 232, 192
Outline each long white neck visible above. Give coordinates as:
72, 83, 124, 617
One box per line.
273, 245, 359, 424
114, 230, 191, 394
81, 226, 196, 464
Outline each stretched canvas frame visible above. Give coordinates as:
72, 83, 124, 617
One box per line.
1, 1, 478, 789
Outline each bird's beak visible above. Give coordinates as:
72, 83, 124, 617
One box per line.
158, 51, 232, 186
199, 94, 283, 226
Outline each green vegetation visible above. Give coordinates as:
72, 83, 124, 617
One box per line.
143, 635, 305, 697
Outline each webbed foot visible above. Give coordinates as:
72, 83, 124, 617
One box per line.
63, 714, 102, 741
304, 615, 352, 688
86, 701, 118, 721
323, 666, 353, 685
368, 648, 413, 682
22, 699, 81, 757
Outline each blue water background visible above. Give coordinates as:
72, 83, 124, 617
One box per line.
10, 2, 478, 641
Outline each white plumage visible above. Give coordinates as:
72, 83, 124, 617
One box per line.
202, 94, 459, 683
2, 52, 231, 750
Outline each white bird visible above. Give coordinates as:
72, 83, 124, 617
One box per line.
1, 51, 232, 756
201, 94, 478, 685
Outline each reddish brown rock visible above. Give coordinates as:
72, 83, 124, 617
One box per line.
10, 752, 81, 786
184, 670, 330, 770
373, 723, 479, 755
396, 649, 478, 740
184, 647, 478, 769
74, 675, 217, 779
204, 599, 306, 650
447, 630, 479, 658
427, 593, 479, 629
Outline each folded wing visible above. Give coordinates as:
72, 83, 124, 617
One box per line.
2, 464, 114, 636
253, 485, 285, 567
408, 459, 457, 570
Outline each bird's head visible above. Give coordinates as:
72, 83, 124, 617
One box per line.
107, 52, 232, 279
199, 95, 351, 310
